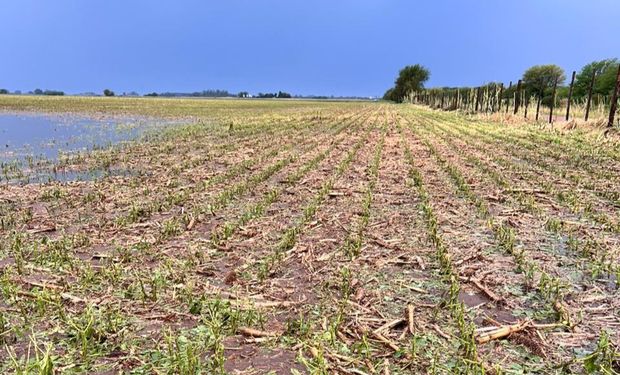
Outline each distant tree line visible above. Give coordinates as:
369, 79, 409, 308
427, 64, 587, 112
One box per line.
151, 89, 234, 98
0, 87, 371, 100
256, 91, 292, 99
138, 90, 293, 98
32, 89, 65, 96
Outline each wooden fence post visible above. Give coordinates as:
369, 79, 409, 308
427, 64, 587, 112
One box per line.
498, 84, 504, 112
585, 69, 597, 121
536, 93, 542, 121
607, 63, 620, 128
484, 86, 490, 112
505, 81, 512, 114
565, 71, 576, 121
524, 95, 529, 119
549, 78, 558, 124
514, 80, 522, 114
475, 87, 480, 112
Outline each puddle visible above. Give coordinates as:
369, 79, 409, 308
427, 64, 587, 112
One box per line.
0, 112, 178, 183
459, 289, 490, 307
223, 336, 305, 374
16, 167, 142, 184
597, 273, 618, 291
459, 289, 518, 325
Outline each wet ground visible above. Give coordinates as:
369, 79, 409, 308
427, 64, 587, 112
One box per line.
0, 112, 179, 183
0, 98, 619, 374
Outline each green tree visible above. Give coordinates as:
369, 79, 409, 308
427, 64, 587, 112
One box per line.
573, 59, 618, 98
522, 65, 566, 98
595, 62, 620, 96
382, 88, 395, 101
385, 64, 430, 103
103, 89, 115, 97
0, 89, 8, 95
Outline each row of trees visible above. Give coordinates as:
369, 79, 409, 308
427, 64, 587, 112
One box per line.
507, 59, 619, 105
0, 89, 64, 95
119, 90, 291, 98
401, 59, 620, 127
33, 89, 64, 96
255, 91, 292, 98
1, 87, 304, 99
148, 89, 234, 98
385, 59, 619, 106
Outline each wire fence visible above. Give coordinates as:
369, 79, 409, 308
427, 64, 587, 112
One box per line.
408, 64, 620, 128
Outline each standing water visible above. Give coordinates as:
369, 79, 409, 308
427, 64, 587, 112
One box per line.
0, 112, 175, 183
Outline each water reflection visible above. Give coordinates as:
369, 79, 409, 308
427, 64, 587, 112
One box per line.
0, 112, 174, 183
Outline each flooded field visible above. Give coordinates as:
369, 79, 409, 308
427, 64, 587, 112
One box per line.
0, 112, 178, 183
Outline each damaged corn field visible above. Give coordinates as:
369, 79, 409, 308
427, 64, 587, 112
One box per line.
1, 97, 619, 374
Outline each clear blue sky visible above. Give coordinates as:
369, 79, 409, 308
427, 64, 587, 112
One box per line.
1, 0, 618, 96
